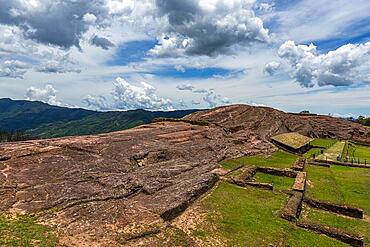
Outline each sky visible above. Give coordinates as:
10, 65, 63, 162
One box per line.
0, 0, 369, 116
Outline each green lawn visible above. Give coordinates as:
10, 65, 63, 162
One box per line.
317, 141, 345, 161
0, 214, 57, 247
300, 206, 370, 245
304, 147, 324, 158
251, 172, 295, 191
190, 182, 346, 247
305, 165, 344, 204
310, 138, 337, 149
220, 159, 243, 171
233, 150, 298, 169
347, 144, 370, 163
305, 165, 370, 214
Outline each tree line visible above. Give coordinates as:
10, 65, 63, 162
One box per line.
357, 116, 370, 126
0, 130, 31, 143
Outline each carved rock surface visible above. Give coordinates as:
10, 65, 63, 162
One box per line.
0, 104, 369, 245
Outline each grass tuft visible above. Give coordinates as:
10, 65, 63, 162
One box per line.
0, 214, 57, 247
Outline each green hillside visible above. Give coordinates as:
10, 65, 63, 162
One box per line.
0, 98, 94, 131
27, 110, 197, 138
0, 98, 198, 139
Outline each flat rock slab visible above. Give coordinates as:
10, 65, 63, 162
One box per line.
292, 172, 306, 192
0, 121, 274, 245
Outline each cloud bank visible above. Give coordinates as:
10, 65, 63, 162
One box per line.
0, 60, 28, 78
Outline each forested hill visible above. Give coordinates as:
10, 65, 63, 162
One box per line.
0, 98, 198, 139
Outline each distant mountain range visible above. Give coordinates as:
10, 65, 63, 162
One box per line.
0, 98, 198, 139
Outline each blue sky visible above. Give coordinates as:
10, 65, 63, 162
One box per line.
0, 0, 369, 116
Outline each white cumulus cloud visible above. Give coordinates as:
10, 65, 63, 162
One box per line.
25, 84, 62, 106
83, 13, 97, 24
264, 61, 281, 76
277, 40, 370, 87
113, 77, 173, 110
203, 90, 231, 108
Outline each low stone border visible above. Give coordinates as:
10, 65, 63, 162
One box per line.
351, 140, 370, 147
304, 198, 363, 219
292, 172, 306, 192
212, 164, 244, 176
257, 167, 298, 178
243, 181, 273, 190
297, 220, 364, 247
314, 159, 370, 168
280, 191, 304, 221
232, 166, 257, 183
226, 177, 273, 191
291, 158, 306, 171
308, 161, 330, 167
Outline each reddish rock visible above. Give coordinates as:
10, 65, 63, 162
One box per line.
292, 172, 306, 192
0, 104, 369, 245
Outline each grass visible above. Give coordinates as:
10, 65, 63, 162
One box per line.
305, 165, 344, 204
233, 150, 298, 169
300, 206, 370, 245
303, 147, 324, 158
0, 214, 57, 247
317, 141, 345, 161
251, 172, 295, 191
310, 138, 337, 149
220, 159, 243, 171
305, 165, 370, 214
347, 144, 370, 162
191, 182, 347, 247
271, 132, 313, 149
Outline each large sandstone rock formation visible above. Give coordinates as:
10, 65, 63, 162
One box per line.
0, 105, 369, 245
